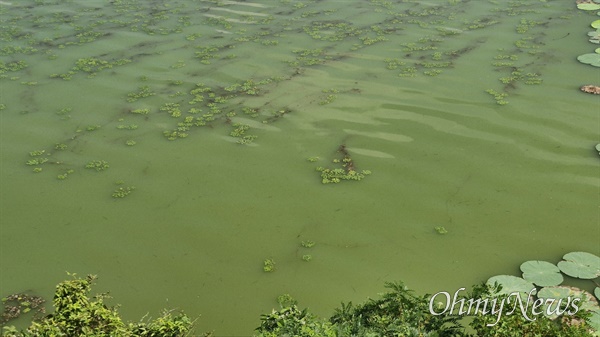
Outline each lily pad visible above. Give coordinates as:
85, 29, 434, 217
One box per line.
520, 260, 563, 286
578, 3, 600, 10
590, 309, 600, 336
595, 287, 600, 301
557, 252, 600, 279
596, 48, 600, 54
487, 275, 536, 296
593, 20, 600, 29
589, 29, 600, 43
539, 286, 599, 311
596, 144, 600, 153
538, 286, 572, 300
578, 53, 600, 67
538, 286, 580, 320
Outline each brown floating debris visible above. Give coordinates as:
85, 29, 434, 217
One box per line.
580, 84, 600, 94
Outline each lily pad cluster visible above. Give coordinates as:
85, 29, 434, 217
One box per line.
487, 251, 600, 333
577, 1, 600, 67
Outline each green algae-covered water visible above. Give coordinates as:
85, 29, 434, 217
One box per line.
1, 0, 599, 335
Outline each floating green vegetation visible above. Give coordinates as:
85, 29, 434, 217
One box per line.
57, 169, 74, 180
0, 60, 28, 74
116, 124, 138, 130
86, 125, 101, 131
515, 18, 544, 34
50, 57, 131, 80
4, 0, 576, 202
112, 186, 135, 198
315, 145, 371, 184
423, 69, 442, 76
263, 259, 276, 272
56, 107, 72, 120
485, 252, 600, 332
160, 102, 182, 118
302, 255, 312, 262
384, 58, 405, 70
85, 160, 109, 172
0, 293, 46, 325
485, 89, 509, 105
318, 89, 339, 105
126, 85, 155, 102
301, 240, 316, 248
303, 20, 361, 42
578, 3, 600, 11
434, 226, 448, 234
230, 123, 257, 145
288, 48, 332, 67
26, 150, 50, 170
130, 108, 149, 115
578, 53, 600, 67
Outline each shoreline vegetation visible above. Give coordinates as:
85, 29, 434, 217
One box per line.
2, 250, 599, 337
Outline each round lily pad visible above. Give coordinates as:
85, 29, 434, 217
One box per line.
593, 20, 600, 29
487, 275, 536, 296
578, 3, 600, 10
578, 53, 600, 67
557, 252, 600, 279
595, 144, 600, 152
595, 287, 600, 301
596, 48, 600, 54
520, 260, 563, 286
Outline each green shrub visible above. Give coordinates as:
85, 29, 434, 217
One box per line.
1, 275, 193, 337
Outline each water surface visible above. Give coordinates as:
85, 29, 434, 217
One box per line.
0, 0, 598, 335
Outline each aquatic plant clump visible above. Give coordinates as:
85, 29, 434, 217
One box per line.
263, 259, 275, 272
112, 186, 135, 198
85, 160, 109, 171
314, 145, 371, 184
0, 293, 46, 324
